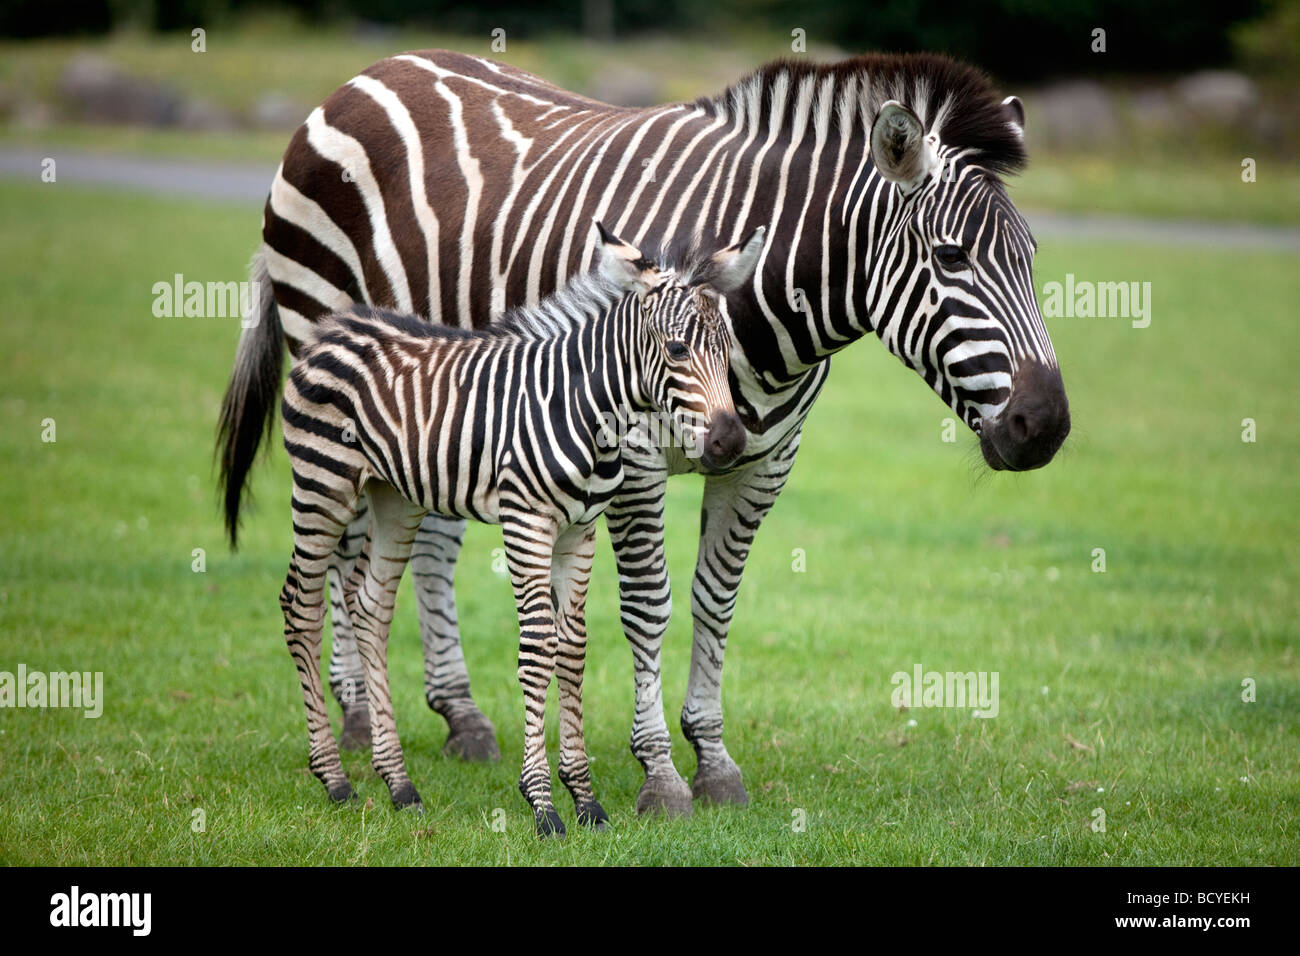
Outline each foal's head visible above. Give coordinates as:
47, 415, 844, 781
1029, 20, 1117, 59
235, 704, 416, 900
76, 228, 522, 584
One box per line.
596, 223, 765, 471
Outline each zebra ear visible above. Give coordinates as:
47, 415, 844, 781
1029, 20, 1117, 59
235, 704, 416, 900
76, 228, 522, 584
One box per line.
594, 220, 658, 294
705, 225, 766, 293
1002, 95, 1025, 138
870, 100, 940, 188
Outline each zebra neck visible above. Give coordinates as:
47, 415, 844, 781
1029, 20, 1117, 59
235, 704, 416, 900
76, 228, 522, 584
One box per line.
557, 306, 645, 435
696, 74, 890, 386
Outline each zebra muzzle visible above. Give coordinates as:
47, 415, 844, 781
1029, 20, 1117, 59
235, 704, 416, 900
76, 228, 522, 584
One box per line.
979, 360, 1070, 471
700, 411, 747, 471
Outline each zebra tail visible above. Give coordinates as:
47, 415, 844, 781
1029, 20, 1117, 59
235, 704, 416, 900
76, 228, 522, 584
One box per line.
216, 246, 283, 550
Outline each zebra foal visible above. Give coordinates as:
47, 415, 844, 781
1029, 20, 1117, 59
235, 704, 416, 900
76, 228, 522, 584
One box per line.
278, 223, 764, 836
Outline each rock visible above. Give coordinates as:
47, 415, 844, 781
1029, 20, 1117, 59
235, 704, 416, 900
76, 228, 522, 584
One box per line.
1174, 70, 1258, 124
59, 53, 181, 127
1026, 81, 1119, 149
177, 97, 239, 132
1126, 87, 1182, 134
12, 99, 54, 129
251, 92, 307, 130
1248, 106, 1287, 151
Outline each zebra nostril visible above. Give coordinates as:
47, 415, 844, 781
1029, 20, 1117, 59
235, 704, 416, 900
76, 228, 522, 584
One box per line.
1009, 412, 1030, 443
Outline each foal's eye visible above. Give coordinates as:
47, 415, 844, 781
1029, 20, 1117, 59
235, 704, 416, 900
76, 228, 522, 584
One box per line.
665, 340, 690, 362
934, 245, 970, 270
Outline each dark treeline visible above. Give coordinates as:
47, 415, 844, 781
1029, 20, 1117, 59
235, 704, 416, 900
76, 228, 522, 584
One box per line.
0, 0, 1268, 81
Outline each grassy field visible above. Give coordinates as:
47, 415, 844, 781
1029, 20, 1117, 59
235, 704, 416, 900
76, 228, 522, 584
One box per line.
0, 179, 1297, 865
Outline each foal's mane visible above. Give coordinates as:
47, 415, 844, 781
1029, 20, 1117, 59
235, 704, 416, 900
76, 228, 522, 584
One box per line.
489, 239, 723, 339
326, 242, 721, 346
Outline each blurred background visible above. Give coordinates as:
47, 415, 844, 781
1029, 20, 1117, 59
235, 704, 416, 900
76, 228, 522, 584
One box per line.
1, 0, 1297, 222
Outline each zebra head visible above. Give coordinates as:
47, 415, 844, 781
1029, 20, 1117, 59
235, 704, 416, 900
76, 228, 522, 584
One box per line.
867, 96, 1070, 472
596, 223, 765, 471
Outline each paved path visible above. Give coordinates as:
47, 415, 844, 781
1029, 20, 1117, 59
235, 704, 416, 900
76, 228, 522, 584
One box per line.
1, 146, 273, 205
5, 146, 1299, 251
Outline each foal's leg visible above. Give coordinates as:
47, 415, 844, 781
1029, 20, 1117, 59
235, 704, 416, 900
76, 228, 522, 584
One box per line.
281, 475, 360, 803
501, 507, 563, 838
326, 501, 371, 751
551, 521, 609, 829
344, 480, 427, 810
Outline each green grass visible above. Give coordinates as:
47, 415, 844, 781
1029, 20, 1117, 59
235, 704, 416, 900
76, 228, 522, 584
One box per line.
1013, 151, 1300, 226
0, 180, 1297, 865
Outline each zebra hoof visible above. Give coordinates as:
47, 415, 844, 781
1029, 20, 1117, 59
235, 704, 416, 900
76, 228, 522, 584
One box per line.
691, 762, 748, 807
442, 728, 500, 763
535, 808, 566, 839
635, 772, 693, 817
326, 779, 356, 803
576, 800, 611, 830
390, 781, 424, 812
338, 706, 372, 751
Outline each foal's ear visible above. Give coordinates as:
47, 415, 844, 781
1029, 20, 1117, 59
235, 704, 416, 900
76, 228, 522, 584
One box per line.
594, 221, 659, 294
704, 225, 766, 293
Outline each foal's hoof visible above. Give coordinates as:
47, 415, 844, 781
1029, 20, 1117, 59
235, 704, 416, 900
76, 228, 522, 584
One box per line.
442, 728, 500, 763
576, 800, 611, 831
535, 809, 566, 839
390, 781, 424, 813
326, 779, 356, 803
338, 706, 372, 751
636, 772, 693, 817
691, 761, 749, 807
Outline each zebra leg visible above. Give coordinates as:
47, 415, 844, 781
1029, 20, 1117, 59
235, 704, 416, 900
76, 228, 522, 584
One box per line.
410, 513, 500, 762
344, 481, 427, 811
327, 499, 371, 751
501, 509, 564, 838
551, 522, 609, 830
683, 433, 800, 807
281, 479, 359, 804
604, 462, 693, 817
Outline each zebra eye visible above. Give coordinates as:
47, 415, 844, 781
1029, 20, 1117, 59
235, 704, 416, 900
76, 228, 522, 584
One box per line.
665, 340, 690, 362
934, 245, 970, 270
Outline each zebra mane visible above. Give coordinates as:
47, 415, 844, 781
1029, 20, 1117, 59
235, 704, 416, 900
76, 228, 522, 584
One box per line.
699, 53, 1027, 177
489, 240, 723, 338
319, 244, 725, 348
489, 269, 626, 339
314, 273, 627, 347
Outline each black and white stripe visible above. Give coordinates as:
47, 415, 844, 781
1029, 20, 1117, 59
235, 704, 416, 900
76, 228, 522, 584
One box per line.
274, 226, 762, 835
220, 51, 1069, 816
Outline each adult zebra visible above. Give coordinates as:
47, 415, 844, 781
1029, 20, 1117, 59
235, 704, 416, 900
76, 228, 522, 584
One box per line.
219, 50, 1070, 816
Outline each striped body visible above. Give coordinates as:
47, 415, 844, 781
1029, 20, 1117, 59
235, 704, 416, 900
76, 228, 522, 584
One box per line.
275, 230, 761, 833
287, 303, 635, 529
222, 50, 1069, 815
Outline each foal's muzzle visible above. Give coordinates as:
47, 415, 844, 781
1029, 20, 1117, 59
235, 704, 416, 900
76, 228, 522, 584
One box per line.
700, 411, 747, 471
